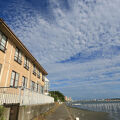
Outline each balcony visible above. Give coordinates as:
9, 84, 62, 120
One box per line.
0, 87, 54, 106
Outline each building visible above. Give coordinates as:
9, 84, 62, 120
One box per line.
0, 18, 54, 105
65, 96, 72, 102
44, 77, 49, 96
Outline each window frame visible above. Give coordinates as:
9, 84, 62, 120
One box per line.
33, 64, 36, 76
0, 64, 2, 75
42, 74, 45, 82
31, 81, 35, 91
24, 56, 29, 70
10, 70, 19, 88
37, 70, 40, 78
14, 47, 22, 65
22, 76, 28, 88
0, 31, 7, 52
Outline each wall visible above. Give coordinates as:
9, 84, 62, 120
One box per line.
3, 108, 10, 120
18, 103, 55, 120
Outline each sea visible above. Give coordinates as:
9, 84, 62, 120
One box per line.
68, 101, 120, 120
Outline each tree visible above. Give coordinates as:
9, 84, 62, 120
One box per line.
49, 91, 65, 102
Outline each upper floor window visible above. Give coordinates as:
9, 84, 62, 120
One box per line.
0, 31, 7, 52
33, 64, 36, 76
44, 81, 49, 93
10, 71, 19, 87
37, 70, 40, 78
42, 74, 45, 82
14, 48, 22, 64
24, 56, 29, 70
22, 76, 27, 88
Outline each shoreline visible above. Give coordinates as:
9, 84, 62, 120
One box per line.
66, 105, 112, 120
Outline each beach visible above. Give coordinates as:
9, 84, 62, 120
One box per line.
34, 103, 112, 120
67, 106, 112, 120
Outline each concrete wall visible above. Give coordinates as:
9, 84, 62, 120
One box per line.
18, 103, 55, 120
3, 108, 10, 120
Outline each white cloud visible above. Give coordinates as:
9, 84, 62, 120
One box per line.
3, 0, 120, 99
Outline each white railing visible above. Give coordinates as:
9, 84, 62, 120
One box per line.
0, 87, 54, 105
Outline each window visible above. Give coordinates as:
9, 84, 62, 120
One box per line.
0, 31, 7, 52
10, 71, 19, 87
37, 70, 40, 78
0, 64, 2, 75
40, 85, 44, 94
31, 81, 35, 91
24, 56, 29, 70
36, 83, 39, 92
41, 86, 44, 94
42, 75, 45, 82
14, 48, 22, 64
45, 81, 49, 93
22, 76, 27, 88
33, 64, 36, 76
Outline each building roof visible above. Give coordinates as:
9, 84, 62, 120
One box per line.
0, 18, 48, 75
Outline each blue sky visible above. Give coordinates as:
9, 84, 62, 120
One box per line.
1, 0, 120, 100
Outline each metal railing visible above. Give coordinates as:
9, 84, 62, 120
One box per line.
0, 87, 54, 106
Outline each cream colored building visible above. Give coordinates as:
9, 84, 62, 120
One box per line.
0, 18, 54, 105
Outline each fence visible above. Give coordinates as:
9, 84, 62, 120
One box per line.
0, 87, 54, 105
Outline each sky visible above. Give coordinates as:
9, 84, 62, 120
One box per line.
0, 0, 120, 100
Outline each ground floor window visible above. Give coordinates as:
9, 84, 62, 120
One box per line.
40, 86, 44, 94
22, 76, 27, 88
10, 71, 19, 87
31, 81, 35, 91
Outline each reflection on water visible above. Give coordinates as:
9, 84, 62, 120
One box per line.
71, 101, 120, 120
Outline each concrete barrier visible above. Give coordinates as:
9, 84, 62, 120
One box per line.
18, 103, 55, 120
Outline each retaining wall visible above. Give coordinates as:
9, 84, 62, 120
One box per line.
18, 103, 55, 120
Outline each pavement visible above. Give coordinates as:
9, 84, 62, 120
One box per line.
45, 104, 73, 120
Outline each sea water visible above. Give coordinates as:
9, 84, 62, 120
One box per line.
70, 101, 120, 120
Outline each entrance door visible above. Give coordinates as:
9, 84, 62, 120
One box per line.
4, 103, 20, 120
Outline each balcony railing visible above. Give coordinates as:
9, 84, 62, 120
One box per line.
0, 87, 54, 106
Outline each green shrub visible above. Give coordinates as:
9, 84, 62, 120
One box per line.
0, 106, 5, 120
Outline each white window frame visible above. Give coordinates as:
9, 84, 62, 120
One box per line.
10, 71, 19, 87
14, 48, 22, 64
0, 31, 7, 52
24, 56, 29, 70
22, 76, 28, 88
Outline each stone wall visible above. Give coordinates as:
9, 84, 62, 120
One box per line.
18, 103, 55, 120
3, 108, 10, 120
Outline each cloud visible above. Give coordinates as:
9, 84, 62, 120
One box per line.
1, 0, 120, 99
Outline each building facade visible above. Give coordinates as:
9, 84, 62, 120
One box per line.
44, 77, 49, 95
0, 19, 54, 105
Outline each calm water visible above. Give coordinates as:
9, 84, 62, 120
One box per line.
70, 101, 120, 120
